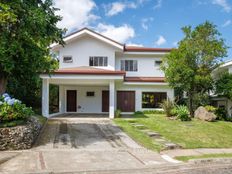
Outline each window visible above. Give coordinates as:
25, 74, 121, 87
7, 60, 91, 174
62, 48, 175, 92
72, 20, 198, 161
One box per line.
155, 60, 162, 66
142, 92, 167, 108
63, 56, 73, 63
86, 91, 95, 97
121, 60, 138, 71
89, 56, 108, 66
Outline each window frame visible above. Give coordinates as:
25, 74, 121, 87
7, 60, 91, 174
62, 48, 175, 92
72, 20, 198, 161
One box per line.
89, 56, 108, 67
121, 60, 138, 72
142, 92, 167, 109
86, 91, 95, 97
63, 56, 73, 63
155, 60, 162, 66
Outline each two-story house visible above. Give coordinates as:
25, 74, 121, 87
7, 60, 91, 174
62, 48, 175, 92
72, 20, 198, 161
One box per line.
40, 28, 174, 118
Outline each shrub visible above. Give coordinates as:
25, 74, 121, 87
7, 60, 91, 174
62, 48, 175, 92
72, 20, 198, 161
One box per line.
204, 105, 216, 113
159, 99, 175, 117
115, 109, 121, 118
142, 110, 165, 114
0, 93, 33, 123
215, 107, 228, 121
176, 105, 191, 121
134, 111, 143, 115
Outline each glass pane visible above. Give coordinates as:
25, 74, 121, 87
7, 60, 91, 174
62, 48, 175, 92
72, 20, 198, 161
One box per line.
104, 57, 108, 66
125, 60, 129, 71
94, 57, 98, 66
89, 57, 93, 66
99, 57, 103, 66
142, 92, 167, 108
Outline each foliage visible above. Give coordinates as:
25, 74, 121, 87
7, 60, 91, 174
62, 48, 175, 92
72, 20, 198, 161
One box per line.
204, 105, 217, 113
142, 110, 165, 114
159, 99, 175, 117
215, 107, 228, 121
215, 72, 232, 100
0, 0, 64, 107
49, 84, 59, 114
175, 105, 191, 121
115, 109, 121, 118
161, 21, 228, 116
0, 93, 33, 123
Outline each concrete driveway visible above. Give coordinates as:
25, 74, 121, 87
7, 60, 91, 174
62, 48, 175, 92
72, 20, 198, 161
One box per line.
0, 115, 171, 173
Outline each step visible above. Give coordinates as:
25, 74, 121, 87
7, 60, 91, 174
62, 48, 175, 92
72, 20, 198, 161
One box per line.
163, 143, 182, 150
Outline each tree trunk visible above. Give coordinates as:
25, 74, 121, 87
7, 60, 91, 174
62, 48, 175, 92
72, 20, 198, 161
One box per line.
188, 91, 194, 117
0, 76, 7, 95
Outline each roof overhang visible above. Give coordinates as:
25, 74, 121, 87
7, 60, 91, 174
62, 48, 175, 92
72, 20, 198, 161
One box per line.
50, 28, 124, 51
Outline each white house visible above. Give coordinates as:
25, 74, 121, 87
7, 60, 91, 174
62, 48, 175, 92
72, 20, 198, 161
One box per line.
40, 28, 174, 118
212, 60, 232, 117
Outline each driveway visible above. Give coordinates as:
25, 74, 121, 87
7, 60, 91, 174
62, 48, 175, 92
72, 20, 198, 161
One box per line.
0, 116, 170, 173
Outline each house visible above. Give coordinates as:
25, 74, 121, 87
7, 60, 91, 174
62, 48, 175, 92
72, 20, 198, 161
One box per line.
40, 28, 174, 118
211, 60, 232, 117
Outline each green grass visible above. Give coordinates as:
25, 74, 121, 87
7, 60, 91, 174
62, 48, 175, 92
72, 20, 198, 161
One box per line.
176, 153, 232, 162
114, 114, 232, 151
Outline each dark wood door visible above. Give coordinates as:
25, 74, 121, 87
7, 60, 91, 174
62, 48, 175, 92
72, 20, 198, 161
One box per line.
102, 90, 109, 112
117, 91, 135, 112
66, 90, 77, 112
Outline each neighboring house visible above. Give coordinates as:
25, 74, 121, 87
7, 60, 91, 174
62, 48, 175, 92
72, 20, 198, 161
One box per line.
40, 28, 174, 118
212, 60, 232, 117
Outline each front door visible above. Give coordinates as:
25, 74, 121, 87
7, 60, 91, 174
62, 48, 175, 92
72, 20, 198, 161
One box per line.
66, 90, 77, 112
117, 91, 135, 112
102, 90, 109, 112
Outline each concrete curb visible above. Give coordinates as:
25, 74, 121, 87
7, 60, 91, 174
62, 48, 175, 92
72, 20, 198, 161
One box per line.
189, 157, 232, 165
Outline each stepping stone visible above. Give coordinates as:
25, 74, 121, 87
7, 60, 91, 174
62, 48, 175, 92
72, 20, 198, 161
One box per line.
140, 129, 150, 133
132, 124, 147, 129
154, 138, 167, 142
164, 143, 181, 150
146, 131, 161, 138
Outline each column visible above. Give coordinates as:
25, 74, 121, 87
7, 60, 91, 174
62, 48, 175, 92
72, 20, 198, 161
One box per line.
109, 80, 115, 119
42, 79, 49, 117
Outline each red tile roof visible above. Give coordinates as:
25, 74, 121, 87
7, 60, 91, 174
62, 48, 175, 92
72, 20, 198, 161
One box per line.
124, 46, 172, 52
124, 77, 166, 83
53, 67, 126, 75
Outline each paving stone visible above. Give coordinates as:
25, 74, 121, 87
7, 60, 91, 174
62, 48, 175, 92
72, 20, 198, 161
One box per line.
164, 143, 181, 150
146, 132, 161, 138
154, 138, 167, 142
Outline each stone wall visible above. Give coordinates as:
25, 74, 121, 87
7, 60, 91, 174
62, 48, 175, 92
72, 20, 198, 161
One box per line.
0, 116, 45, 150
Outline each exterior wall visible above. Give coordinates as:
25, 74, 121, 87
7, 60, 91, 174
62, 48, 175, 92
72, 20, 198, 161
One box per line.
229, 66, 232, 74
58, 36, 120, 70
63, 85, 109, 113
115, 82, 174, 112
115, 54, 165, 77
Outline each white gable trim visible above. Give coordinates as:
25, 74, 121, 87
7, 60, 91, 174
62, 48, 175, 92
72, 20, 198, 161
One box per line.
50, 28, 124, 51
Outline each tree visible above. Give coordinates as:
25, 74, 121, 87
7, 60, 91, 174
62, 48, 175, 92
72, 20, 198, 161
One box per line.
161, 21, 227, 116
0, 0, 64, 95
215, 72, 232, 100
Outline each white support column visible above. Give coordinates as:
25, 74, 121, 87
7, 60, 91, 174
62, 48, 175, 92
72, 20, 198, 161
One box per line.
109, 80, 115, 119
42, 79, 49, 117
59, 85, 65, 114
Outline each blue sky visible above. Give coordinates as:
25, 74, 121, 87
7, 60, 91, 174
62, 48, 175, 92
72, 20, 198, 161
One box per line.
54, 0, 232, 60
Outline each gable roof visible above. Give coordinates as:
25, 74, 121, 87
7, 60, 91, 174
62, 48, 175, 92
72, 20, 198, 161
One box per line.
50, 27, 173, 53
50, 28, 124, 50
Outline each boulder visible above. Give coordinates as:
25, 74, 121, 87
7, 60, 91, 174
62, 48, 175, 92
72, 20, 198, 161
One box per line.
194, 106, 217, 122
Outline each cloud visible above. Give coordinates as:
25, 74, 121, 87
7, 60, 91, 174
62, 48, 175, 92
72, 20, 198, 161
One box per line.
155, 35, 166, 46
141, 17, 154, 30
153, 0, 163, 9
222, 20, 231, 27
104, 0, 149, 16
212, 0, 231, 12
96, 23, 135, 43
54, 0, 98, 31
127, 43, 144, 47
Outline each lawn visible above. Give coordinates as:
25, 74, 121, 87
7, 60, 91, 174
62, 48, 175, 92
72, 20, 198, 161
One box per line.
114, 114, 232, 151
175, 153, 232, 162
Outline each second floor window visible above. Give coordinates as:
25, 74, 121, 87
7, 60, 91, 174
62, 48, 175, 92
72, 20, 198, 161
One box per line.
121, 60, 138, 71
89, 56, 108, 66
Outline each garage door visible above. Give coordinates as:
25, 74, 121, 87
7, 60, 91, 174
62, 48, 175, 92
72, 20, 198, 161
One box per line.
117, 91, 135, 112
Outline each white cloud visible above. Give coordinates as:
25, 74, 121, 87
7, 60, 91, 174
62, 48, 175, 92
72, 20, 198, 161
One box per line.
54, 0, 98, 31
96, 23, 135, 43
155, 35, 166, 46
104, 0, 149, 16
222, 20, 231, 27
212, 0, 231, 12
127, 43, 144, 47
153, 0, 163, 9
141, 17, 154, 30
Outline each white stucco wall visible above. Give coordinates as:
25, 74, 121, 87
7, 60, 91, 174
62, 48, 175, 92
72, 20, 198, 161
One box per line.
115, 54, 165, 77
115, 82, 174, 112
58, 36, 121, 70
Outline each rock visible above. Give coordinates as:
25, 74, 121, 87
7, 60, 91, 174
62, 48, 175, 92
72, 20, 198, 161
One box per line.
194, 106, 217, 122
0, 116, 45, 150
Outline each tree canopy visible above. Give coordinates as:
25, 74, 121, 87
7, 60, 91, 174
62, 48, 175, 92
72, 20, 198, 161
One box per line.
0, 0, 64, 95
162, 21, 228, 116
215, 72, 232, 100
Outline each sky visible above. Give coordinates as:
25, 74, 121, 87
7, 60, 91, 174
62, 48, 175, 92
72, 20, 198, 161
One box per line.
53, 0, 232, 60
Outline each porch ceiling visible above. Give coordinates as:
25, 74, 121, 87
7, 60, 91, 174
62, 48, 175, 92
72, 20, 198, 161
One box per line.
49, 79, 117, 85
